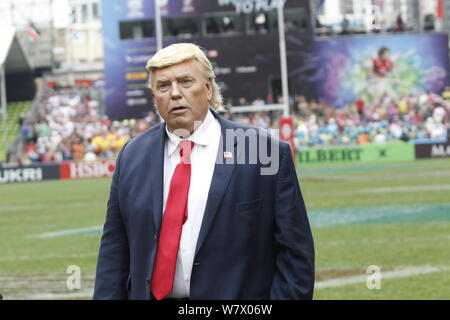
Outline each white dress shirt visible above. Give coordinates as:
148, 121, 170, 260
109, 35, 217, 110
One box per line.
163, 110, 221, 298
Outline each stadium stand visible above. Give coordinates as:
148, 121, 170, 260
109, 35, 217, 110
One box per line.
233, 92, 449, 149
289, 93, 450, 148
0, 101, 32, 162
5, 84, 159, 165
2, 81, 449, 166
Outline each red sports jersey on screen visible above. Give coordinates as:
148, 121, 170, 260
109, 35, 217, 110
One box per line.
373, 58, 393, 77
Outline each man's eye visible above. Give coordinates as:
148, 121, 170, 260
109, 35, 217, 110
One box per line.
158, 83, 169, 90
180, 79, 193, 86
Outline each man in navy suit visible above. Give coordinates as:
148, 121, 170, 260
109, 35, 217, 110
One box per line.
94, 43, 314, 300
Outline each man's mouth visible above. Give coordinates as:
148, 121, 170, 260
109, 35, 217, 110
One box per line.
171, 106, 188, 114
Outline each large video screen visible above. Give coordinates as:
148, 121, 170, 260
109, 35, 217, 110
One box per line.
314, 33, 450, 107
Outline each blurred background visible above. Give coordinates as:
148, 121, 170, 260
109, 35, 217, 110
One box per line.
0, 0, 449, 300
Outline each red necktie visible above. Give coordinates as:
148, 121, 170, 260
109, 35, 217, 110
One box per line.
151, 140, 194, 300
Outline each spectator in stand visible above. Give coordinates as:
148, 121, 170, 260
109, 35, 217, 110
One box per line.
238, 97, 248, 106
356, 98, 365, 119
18, 112, 26, 126
424, 14, 435, 31
442, 87, 450, 101
252, 97, 265, 106
433, 103, 447, 124
395, 14, 405, 32
397, 97, 408, 114
72, 138, 85, 160
373, 130, 387, 144
21, 122, 35, 145
340, 16, 350, 35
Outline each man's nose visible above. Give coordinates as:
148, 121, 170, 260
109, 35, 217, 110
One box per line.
170, 82, 181, 100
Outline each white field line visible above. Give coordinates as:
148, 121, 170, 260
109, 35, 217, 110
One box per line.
4, 290, 94, 300
0, 252, 98, 262
301, 170, 450, 182
0, 201, 105, 213
3, 266, 449, 299
315, 265, 450, 289
317, 235, 450, 247
0, 274, 96, 281
27, 226, 103, 239
360, 184, 450, 193
306, 184, 450, 197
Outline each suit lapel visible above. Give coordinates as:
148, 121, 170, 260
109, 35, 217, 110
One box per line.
194, 112, 239, 257
149, 124, 166, 231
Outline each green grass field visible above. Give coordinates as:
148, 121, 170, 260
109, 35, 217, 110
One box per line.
0, 158, 449, 299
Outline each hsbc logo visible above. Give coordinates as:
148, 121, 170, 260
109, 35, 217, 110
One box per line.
60, 160, 116, 180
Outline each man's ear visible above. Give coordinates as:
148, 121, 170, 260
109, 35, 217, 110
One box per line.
152, 96, 159, 111
206, 81, 213, 100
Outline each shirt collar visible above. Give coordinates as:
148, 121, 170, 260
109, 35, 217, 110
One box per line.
165, 109, 215, 157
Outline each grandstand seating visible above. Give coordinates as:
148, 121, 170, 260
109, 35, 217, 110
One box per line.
0, 101, 32, 162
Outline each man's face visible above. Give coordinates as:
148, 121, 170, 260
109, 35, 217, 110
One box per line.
152, 59, 212, 136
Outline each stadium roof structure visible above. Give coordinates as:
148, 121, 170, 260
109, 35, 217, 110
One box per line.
0, 26, 32, 74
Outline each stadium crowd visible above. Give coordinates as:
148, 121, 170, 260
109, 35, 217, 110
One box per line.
9, 84, 450, 165
237, 90, 450, 149
12, 85, 159, 165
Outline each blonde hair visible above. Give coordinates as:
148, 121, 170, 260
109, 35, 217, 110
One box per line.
146, 43, 224, 111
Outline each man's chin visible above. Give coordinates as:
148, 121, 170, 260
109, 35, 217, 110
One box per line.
167, 121, 195, 138
166, 112, 207, 137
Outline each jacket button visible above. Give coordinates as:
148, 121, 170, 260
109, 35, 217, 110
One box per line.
154, 234, 157, 241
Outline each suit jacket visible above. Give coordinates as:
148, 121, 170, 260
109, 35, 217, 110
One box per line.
93, 110, 315, 300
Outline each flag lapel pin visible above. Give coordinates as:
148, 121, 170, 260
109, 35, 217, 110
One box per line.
224, 151, 233, 159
